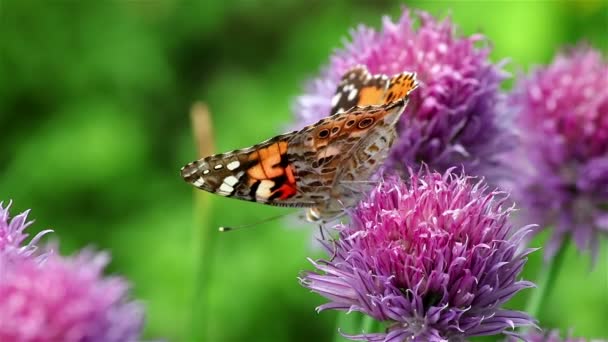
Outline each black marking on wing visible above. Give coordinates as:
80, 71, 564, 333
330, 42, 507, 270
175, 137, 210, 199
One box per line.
249, 180, 261, 200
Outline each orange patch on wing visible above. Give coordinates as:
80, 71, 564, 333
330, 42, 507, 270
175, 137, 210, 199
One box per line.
383, 74, 417, 103
278, 141, 288, 154
358, 86, 385, 106
248, 164, 266, 180
285, 165, 296, 185
247, 151, 267, 181
259, 143, 283, 178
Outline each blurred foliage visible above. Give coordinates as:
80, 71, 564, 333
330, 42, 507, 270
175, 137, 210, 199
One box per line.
1, 1, 607, 341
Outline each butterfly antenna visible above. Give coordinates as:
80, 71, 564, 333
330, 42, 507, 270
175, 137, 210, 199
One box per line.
318, 224, 325, 240
218, 212, 293, 232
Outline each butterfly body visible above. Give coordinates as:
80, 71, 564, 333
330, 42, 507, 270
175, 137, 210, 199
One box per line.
181, 66, 418, 223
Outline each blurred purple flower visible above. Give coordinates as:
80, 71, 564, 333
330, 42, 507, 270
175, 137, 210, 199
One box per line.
0, 202, 145, 342
507, 329, 607, 342
507, 46, 608, 260
301, 170, 536, 341
0, 250, 145, 342
294, 9, 513, 180
0, 201, 52, 260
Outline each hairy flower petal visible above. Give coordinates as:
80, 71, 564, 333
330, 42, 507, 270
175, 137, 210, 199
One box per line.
0, 202, 145, 342
0, 201, 52, 260
301, 171, 536, 341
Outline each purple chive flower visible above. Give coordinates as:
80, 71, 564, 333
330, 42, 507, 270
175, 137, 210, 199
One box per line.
0, 201, 52, 260
294, 9, 512, 180
507, 46, 608, 260
0, 202, 145, 342
0, 250, 145, 342
301, 170, 536, 341
507, 329, 607, 342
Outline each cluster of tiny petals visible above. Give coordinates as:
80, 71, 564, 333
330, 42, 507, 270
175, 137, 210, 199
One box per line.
294, 9, 513, 181
302, 170, 536, 341
0, 202, 145, 342
516, 48, 608, 161
508, 46, 608, 260
0, 250, 144, 342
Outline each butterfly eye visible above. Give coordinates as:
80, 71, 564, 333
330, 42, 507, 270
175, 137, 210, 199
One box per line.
345, 119, 356, 127
318, 129, 330, 139
358, 117, 374, 128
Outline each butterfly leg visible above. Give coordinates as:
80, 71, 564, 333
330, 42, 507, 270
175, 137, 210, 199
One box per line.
329, 236, 339, 262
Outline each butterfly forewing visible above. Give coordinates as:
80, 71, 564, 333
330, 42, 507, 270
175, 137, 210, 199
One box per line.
181, 133, 313, 207
330, 66, 389, 115
383, 71, 418, 104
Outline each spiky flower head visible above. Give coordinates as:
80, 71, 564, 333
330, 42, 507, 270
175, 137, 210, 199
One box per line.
301, 171, 536, 341
294, 9, 512, 180
507, 46, 608, 260
0, 201, 51, 260
0, 202, 145, 342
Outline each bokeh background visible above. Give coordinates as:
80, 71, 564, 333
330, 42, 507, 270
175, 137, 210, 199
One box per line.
1, 1, 607, 341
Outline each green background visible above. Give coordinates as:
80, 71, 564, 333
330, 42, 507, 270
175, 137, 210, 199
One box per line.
1, 1, 607, 341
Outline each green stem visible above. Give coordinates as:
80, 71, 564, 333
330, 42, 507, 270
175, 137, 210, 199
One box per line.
188, 103, 217, 341
333, 312, 381, 341
523, 236, 569, 330
361, 315, 379, 334
333, 311, 362, 342
191, 192, 215, 340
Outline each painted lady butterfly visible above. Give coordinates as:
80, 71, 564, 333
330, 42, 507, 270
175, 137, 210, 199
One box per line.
181, 65, 418, 223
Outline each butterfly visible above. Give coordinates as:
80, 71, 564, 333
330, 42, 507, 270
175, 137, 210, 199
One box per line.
181, 65, 418, 223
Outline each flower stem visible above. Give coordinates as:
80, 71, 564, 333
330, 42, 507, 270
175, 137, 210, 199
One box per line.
334, 311, 362, 342
191, 191, 214, 340
361, 315, 379, 334
189, 103, 216, 341
523, 235, 569, 330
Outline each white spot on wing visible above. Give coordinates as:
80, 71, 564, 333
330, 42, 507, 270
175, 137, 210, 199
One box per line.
214, 164, 223, 170
331, 92, 342, 107
256, 180, 275, 200
219, 183, 233, 193
224, 176, 239, 187
182, 167, 196, 177
203, 170, 210, 175
347, 88, 358, 101
227, 161, 240, 170
193, 178, 205, 187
